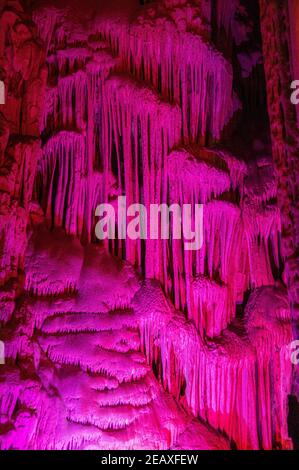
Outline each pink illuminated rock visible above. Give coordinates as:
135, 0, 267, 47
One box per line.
0, 0, 297, 452
0, 1, 46, 286
96, 2, 237, 142
25, 226, 84, 296
135, 281, 293, 450
0, 227, 229, 450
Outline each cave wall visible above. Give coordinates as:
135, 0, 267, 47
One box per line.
0, 0, 46, 288
0, 0, 298, 450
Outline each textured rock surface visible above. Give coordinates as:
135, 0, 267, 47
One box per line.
0, 227, 229, 450
0, 0, 297, 450
0, 1, 46, 290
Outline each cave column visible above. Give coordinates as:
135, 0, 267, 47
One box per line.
0, 2, 46, 308
288, 0, 299, 125
259, 0, 299, 398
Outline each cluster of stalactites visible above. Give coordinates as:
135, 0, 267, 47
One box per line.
37, 132, 119, 242
135, 283, 293, 450
33, 2, 282, 336
100, 73, 182, 268
95, 6, 237, 144
37, 45, 119, 241
0, 2, 46, 287
161, 146, 281, 338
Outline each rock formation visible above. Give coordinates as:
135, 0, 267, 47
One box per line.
0, 0, 297, 450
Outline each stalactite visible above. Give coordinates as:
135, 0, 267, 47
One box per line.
100, 73, 181, 272
167, 149, 232, 204
191, 276, 233, 337
244, 158, 277, 204
32, 6, 60, 53
37, 130, 119, 241
96, 4, 237, 143
42, 71, 88, 131
243, 201, 281, 288
215, 149, 247, 194
39, 131, 85, 233
136, 282, 293, 450
38, 46, 119, 241
160, 197, 247, 336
